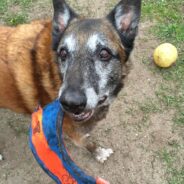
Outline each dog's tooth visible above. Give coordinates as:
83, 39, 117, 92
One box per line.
84, 112, 90, 118
73, 110, 93, 122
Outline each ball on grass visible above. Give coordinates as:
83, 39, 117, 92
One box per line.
153, 43, 178, 68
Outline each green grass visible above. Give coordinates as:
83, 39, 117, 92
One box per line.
0, 0, 8, 14
12, 0, 34, 8
142, 0, 184, 48
139, 98, 161, 114
168, 168, 184, 184
4, 13, 27, 26
174, 112, 184, 126
142, 0, 184, 126
159, 149, 175, 167
0, 0, 33, 25
142, 0, 184, 183
158, 149, 184, 184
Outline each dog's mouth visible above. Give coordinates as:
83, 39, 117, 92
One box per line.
70, 110, 94, 122
67, 96, 108, 122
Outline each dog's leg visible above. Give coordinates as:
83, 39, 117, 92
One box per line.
63, 116, 113, 163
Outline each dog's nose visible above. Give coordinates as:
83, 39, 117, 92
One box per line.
60, 88, 86, 114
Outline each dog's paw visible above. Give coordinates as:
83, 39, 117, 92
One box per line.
0, 154, 3, 161
95, 147, 113, 163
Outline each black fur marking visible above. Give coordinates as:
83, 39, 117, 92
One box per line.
113, 82, 124, 97
87, 57, 100, 94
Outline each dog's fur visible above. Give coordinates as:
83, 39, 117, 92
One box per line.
0, 0, 141, 162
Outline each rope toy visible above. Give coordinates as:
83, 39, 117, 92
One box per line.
29, 100, 109, 184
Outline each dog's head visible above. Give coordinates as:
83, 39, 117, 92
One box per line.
52, 0, 141, 123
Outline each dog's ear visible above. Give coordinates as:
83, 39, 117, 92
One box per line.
107, 0, 141, 58
52, 0, 78, 50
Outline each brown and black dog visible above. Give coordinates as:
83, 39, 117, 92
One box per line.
0, 0, 141, 162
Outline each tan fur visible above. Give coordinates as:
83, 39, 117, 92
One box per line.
0, 20, 61, 113
0, 20, 87, 145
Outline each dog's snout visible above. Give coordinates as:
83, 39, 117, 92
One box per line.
60, 88, 86, 114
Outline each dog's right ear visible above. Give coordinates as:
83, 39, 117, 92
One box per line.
52, 0, 78, 50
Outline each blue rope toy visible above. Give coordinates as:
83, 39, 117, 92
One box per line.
29, 100, 109, 184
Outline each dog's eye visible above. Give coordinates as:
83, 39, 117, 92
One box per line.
59, 49, 68, 61
99, 49, 112, 61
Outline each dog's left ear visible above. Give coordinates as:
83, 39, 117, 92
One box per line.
107, 0, 141, 57
52, 0, 78, 50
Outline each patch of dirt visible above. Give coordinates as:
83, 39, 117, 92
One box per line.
0, 1, 183, 184
27, 0, 52, 21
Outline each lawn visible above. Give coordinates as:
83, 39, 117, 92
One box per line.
142, 1, 184, 183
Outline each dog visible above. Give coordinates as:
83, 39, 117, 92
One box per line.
0, 0, 141, 162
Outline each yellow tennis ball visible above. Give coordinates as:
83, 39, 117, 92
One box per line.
153, 43, 178, 68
